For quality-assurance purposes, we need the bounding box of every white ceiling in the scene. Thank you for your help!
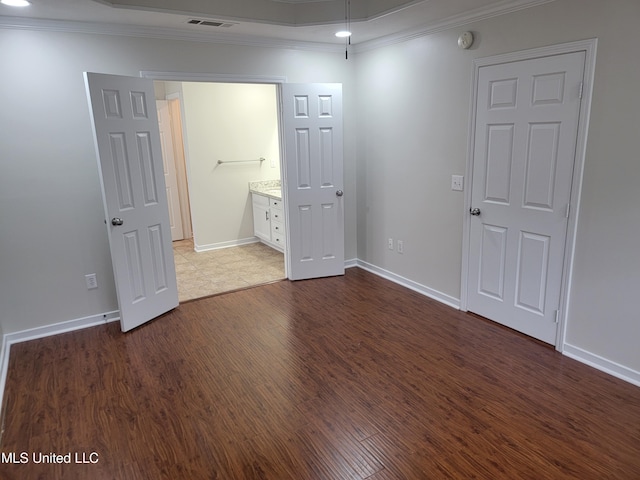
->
[0,0,553,47]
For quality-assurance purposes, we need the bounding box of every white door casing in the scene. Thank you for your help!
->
[466,51,586,345]
[167,96,193,240]
[85,72,179,332]
[281,83,345,280]
[157,100,184,241]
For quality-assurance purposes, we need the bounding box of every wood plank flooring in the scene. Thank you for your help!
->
[1,268,639,479]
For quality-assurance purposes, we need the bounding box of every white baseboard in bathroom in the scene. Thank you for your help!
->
[194,237,259,253]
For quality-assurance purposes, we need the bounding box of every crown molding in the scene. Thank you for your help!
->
[141,71,288,84]
[354,0,556,53]
[0,15,343,52]
[0,0,555,54]
[263,0,335,3]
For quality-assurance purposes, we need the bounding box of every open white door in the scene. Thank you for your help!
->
[281,83,345,280]
[85,72,179,332]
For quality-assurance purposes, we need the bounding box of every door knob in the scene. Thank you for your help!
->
[469,208,481,216]
[111,217,124,226]
[336,190,344,197]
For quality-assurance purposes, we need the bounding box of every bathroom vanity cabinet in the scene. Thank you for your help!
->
[251,192,286,252]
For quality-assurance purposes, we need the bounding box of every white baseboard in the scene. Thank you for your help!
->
[0,333,8,418]
[194,237,259,253]
[0,310,120,420]
[4,310,120,346]
[344,258,358,269]
[563,343,640,388]
[355,259,461,309]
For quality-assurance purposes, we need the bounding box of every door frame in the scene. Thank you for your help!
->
[460,39,598,351]
[141,71,290,276]
[165,92,193,240]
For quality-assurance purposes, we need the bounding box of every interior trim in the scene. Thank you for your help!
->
[357,259,461,309]
[563,343,640,388]
[354,0,556,52]
[193,237,261,253]
[1,1,555,54]
[0,333,8,424]
[0,15,342,52]
[141,71,288,84]
[3,311,121,347]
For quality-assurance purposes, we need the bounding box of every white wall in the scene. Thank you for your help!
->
[355,0,640,374]
[0,29,356,335]
[181,82,280,249]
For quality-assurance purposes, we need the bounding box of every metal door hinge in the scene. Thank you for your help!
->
[554,310,560,324]
[579,82,584,100]
[565,203,571,219]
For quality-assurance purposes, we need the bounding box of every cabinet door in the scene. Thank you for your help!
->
[252,202,271,242]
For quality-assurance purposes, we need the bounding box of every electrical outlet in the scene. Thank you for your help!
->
[85,273,98,290]
[397,240,404,254]
[388,238,394,250]
[451,175,464,191]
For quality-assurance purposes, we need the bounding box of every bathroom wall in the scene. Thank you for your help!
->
[180,82,281,250]
[155,80,281,250]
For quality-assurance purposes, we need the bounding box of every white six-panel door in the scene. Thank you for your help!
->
[85,73,179,332]
[281,83,345,280]
[467,52,585,344]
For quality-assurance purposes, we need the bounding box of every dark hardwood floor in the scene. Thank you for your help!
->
[1,268,639,479]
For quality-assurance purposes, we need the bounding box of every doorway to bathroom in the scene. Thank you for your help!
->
[154,80,285,302]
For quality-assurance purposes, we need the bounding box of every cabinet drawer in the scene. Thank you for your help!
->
[269,198,283,210]
[272,233,286,249]
[271,220,285,237]
[271,209,284,223]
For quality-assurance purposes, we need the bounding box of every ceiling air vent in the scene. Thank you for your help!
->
[187,19,235,28]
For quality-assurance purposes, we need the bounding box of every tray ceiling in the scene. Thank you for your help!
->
[97,0,423,26]
[0,0,555,47]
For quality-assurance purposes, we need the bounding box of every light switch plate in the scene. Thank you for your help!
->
[85,273,98,290]
[451,175,464,191]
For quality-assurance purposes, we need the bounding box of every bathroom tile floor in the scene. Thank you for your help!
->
[173,239,286,302]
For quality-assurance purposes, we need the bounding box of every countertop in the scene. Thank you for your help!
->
[249,180,282,200]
